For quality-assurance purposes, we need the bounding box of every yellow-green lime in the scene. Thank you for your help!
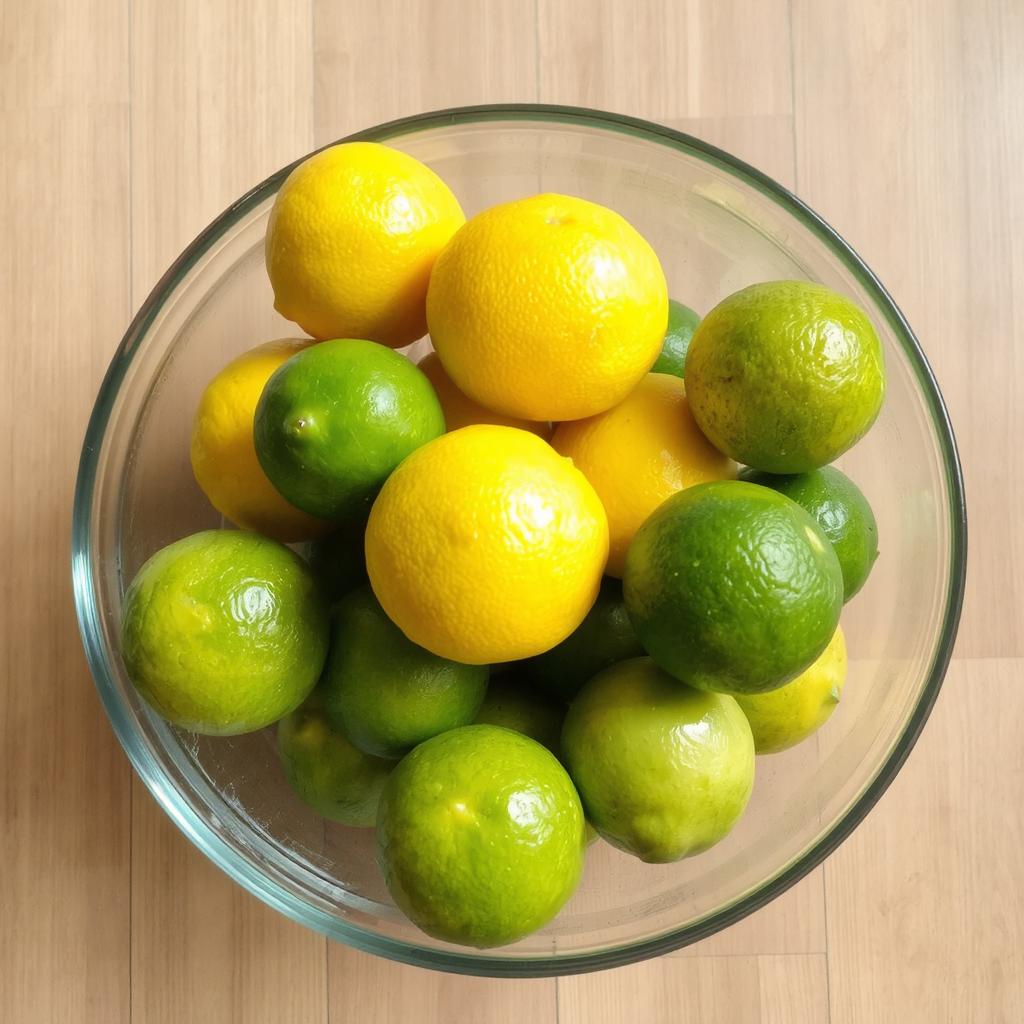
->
[741,466,879,601]
[624,481,844,695]
[561,657,755,862]
[320,587,488,759]
[685,281,886,472]
[254,338,444,521]
[524,576,644,703]
[734,626,847,754]
[377,724,586,948]
[474,676,565,756]
[650,299,700,378]
[121,530,329,735]
[277,690,392,826]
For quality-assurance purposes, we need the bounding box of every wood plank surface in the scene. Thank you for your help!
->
[0,2,132,1022]
[128,2,326,1022]
[1,0,1020,1021]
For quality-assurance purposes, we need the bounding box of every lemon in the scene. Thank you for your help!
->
[377,725,586,948]
[365,425,609,664]
[121,530,329,735]
[685,281,886,472]
[266,142,464,347]
[734,626,847,754]
[416,351,551,438]
[562,657,755,863]
[552,373,735,577]
[190,339,330,542]
[426,193,668,421]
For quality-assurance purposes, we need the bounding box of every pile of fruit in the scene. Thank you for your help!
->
[121,142,884,949]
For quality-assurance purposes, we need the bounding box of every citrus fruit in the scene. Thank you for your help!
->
[305,519,368,606]
[121,530,329,735]
[741,466,879,601]
[685,280,886,472]
[365,425,609,664]
[416,351,551,438]
[254,338,444,521]
[624,481,844,695]
[426,193,668,421]
[277,690,392,826]
[265,142,464,347]
[474,677,565,756]
[650,299,700,378]
[319,587,488,759]
[734,626,847,754]
[524,576,644,703]
[562,657,755,862]
[552,373,735,577]
[189,339,331,542]
[377,724,586,947]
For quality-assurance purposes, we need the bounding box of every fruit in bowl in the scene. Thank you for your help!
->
[76,108,963,974]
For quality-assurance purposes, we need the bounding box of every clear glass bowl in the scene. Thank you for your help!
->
[72,105,966,977]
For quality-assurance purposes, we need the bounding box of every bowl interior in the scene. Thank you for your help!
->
[75,109,963,975]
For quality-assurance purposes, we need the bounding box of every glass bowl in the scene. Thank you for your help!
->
[72,104,966,977]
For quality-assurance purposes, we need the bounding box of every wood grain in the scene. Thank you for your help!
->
[823,658,1024,1021]
[0,2,132,1021]
[1,1,1021,1021]
[128,2,326,1022]
[558,954,829,1024]
[792,0,1024,657]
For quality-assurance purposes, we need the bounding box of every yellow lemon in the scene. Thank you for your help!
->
[416,351,551,439]
[426,194,668,421]
[733,626,847,754]
[190,339,330,542]
[365,425,609,664]
[266,142,465,347]
[552,373,735,577]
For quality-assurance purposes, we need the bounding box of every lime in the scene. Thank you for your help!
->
[624,481,844,694]
[121,530,329,734]
[474,676,565,756]
[734,626,847,754]
[741,466,879,601]
[254,338,444,520]
[685,281,885,472]
[320,587,488,759]
[377,725,586,948]
[650,299,700,378]
[525,577,644,703]
[305,519,368,605]
[562,657,754,862]
[277,690,392,826]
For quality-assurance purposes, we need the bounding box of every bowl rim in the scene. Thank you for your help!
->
[72,102,967,977]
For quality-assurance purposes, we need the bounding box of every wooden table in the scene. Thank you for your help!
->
[2,2,1020,1020]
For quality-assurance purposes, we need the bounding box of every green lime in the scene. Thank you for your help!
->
[377,724,586,948]
[685,281,885,472]
[734,626,847,754]
[650,299,700,378]
[305,518,368,605]
[624,480,843,694]
[562,657,754,862]
[277,690,392,826]
[740,466,879,601]
[525,576,644,703]
[474,676,565,756]
[254,338,444,520]
[121,529,329,734]
[320,587,487,759]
